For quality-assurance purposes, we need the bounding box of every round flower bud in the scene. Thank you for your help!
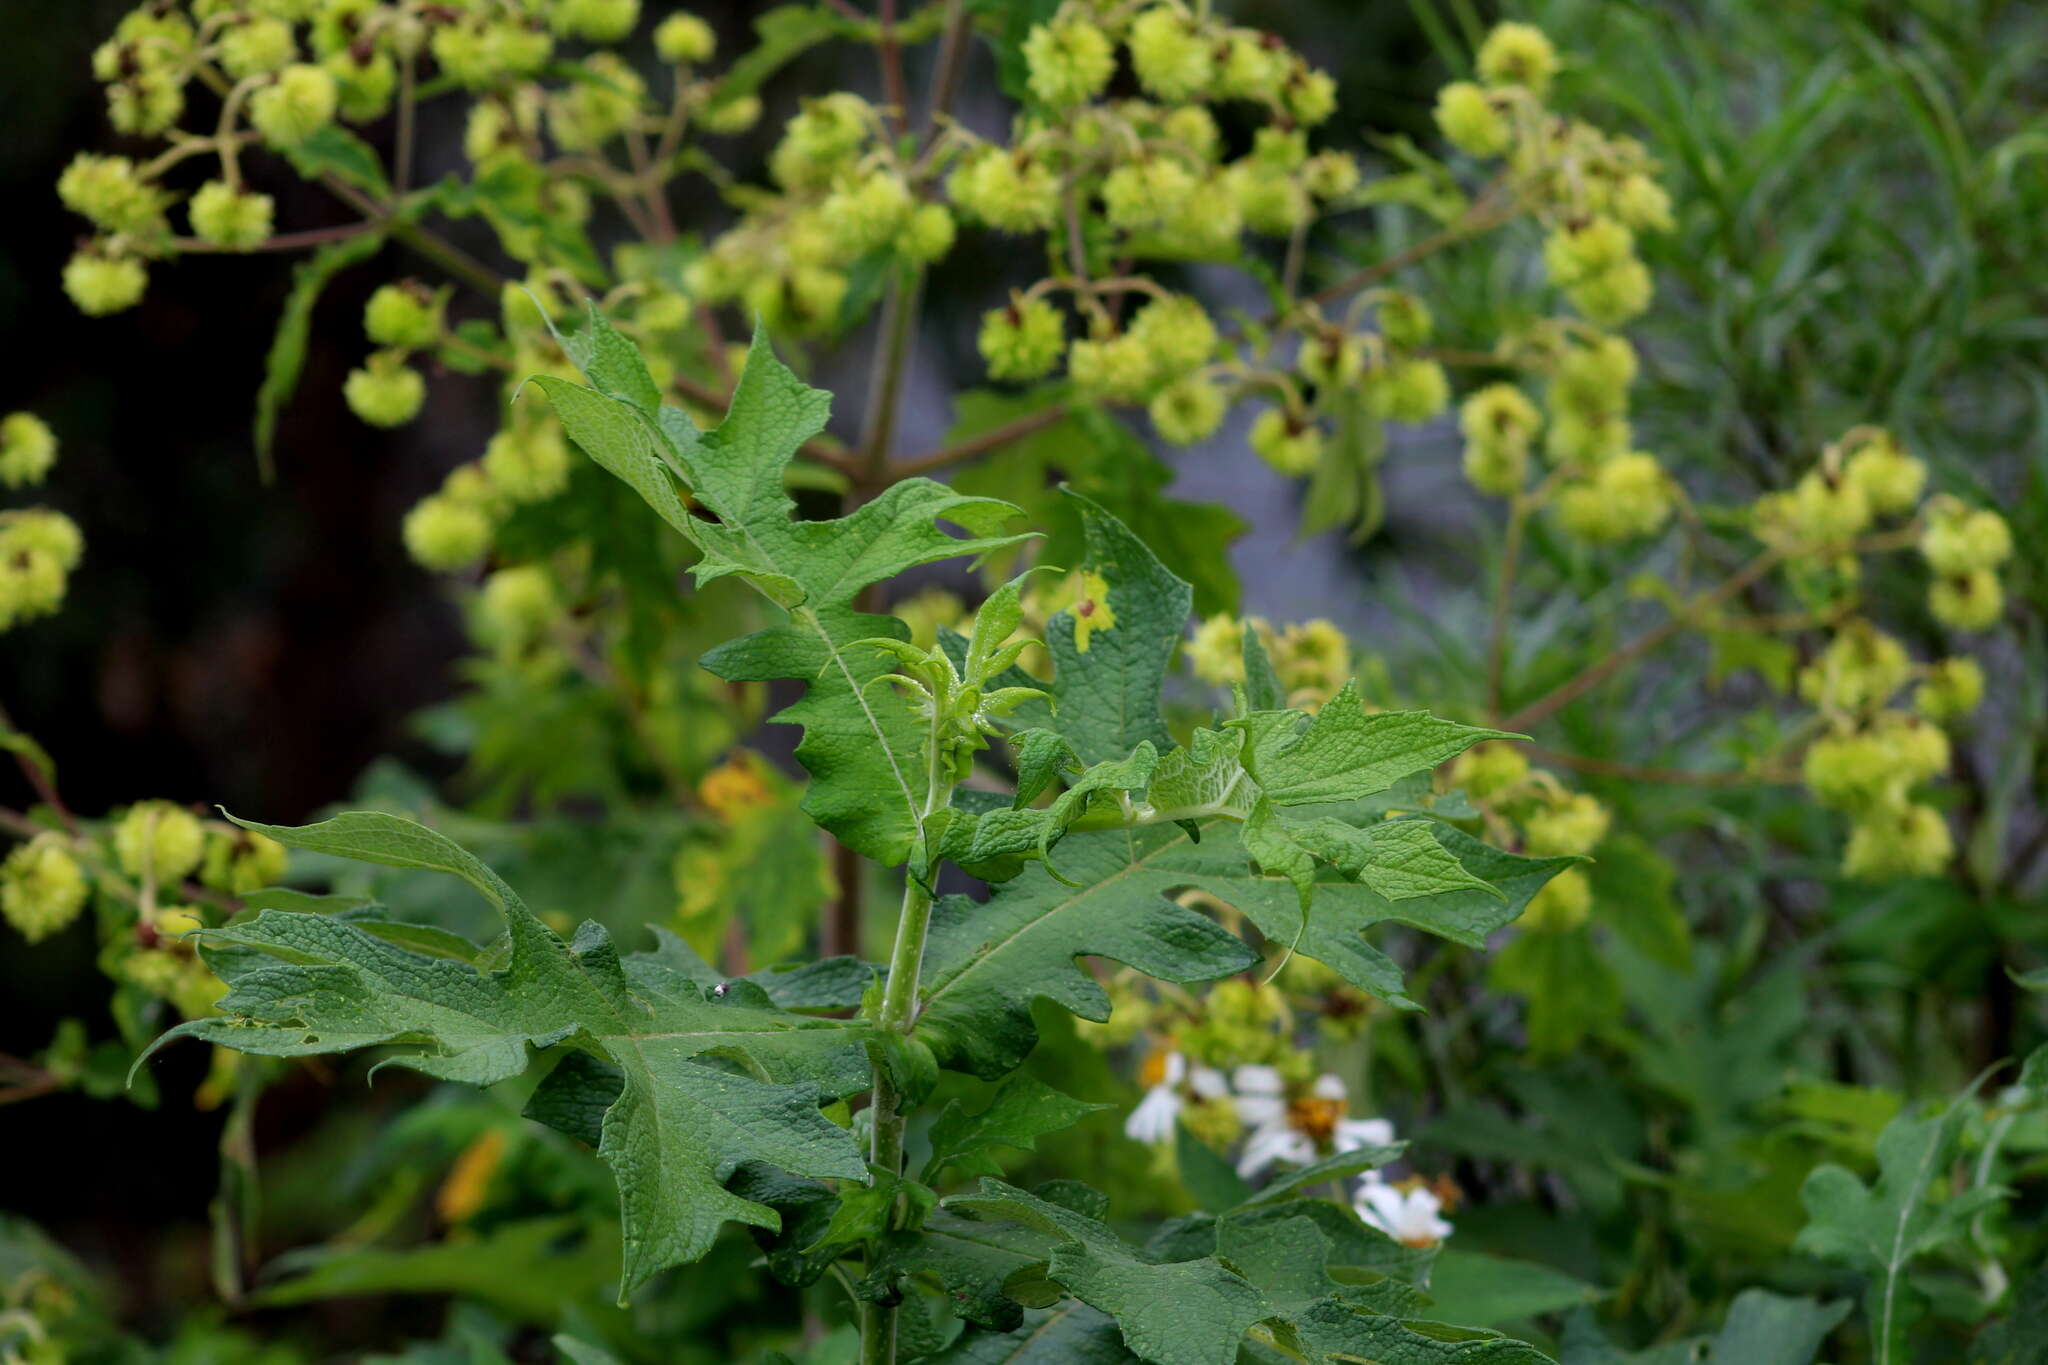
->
[550,0,638,43]
[1186,614,1247,686]
[1102,157,1198,233]
[770,93,870,190]
[249,64,339,147]
[1463,437,1528,497]
[1284,66,1338,126]
[823,170,914,257]
[1549,334,1637,413]
[655,12,715,64]
[1303,151,1361,203]
[1523,792,1610,857]
[1802,729,1900,813]
[1129,6,1213,101]
[1128,294,1217,379]
[0,543,66,626]
[114,800,205,885]
[1544,408,1631,467]
[1615,174,1675,233]
[364,282,444,349]
[1844,435,1925,517]
[151,904,205,943]
[1249,409,1322,476]
[1460,384,1541,456]
[220,17,297,78]
[199,828,289,895]
[188,180,275,251]
[547,53,644,150]
[1451,741,1530,800]
[1162,106,1221,161]
[1554,452,1671,543]
[1251,127,1309,171]
[1544,216,1635,283]
[343,352,426,427]
[107,72,186,137]
[1929,568,2003,632]
[1843,802,1952,880]
[327,50,398,122]
[1,837,89,944]
[1214,27,1287,102]
[63,250,147,317]
[403,494,493,571]
[1022,18,1115,107]
[1919,498,2011,575]
[947,149,1060,232]
[1568,259,1654,327]
[481,424,571,503]
[1797,623,1911,713]
[1149,377,1226,447]
[1520,866,1591,932]
[1376,292,1433,349]
[1435,81,1510,157]
[56,154,168,236]
[1068,334,1156,402]
[979,296,1066,382]
[1873,710,1951,783]
[4,510,84,574]
[0,413,58,489]
[899,202,956,264]
[475,564,559,648]
[1371,357,1451,424]
[1299,333,1365,390]
[1916,658,1984,722]
[1230,163,1311,236]
[700,93,762,135]
[1477,21,1559,96]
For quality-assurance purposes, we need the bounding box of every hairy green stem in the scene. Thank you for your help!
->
[860,722,955,1362]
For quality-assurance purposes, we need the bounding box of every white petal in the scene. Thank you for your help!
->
[1354,1181,1406,1235]
[1162,1051,1188,1086]
[1334,1117,1397,1152]
[1235,1094,1286,1127]
[1237,1126,1314,1178]
[1188,1066,1230,1100]
[1124,1086,1181,1145]
[1233,1064,1285,1096]
[1311,1073,1348,1102]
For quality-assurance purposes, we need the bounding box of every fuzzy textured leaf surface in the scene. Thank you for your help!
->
[137,811,866,1298]
[538,314,1031,866]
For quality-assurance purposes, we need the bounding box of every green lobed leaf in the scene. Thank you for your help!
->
[945,1180,1272,1365]
[1231,684,1516,808]
[1796,1088,2002,1360]
[539,316,1032,868]
[925,1074,1112,1182]
[137,812,867,1298]
[916,821,1573,1076]
[1046,489,1191,766]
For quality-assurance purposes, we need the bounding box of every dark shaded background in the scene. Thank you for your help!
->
[0,0,1444,1336]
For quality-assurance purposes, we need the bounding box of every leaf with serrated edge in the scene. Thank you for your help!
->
[947,1180,1271,1365]
[539,316,1032,867]
[133,811,865,1299]
[1233,684,1515,808]
[916,822,1572,1076]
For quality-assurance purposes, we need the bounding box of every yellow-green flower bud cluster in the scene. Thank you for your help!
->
[0,510,85,632]
[344,350,427,427]
[1919,495,2010,633]
[1,837,91,944]
[199,827,289,895]
[113,800,206,886]
[1459,384,1541,496]
[1178,979,1296,1070]
[1184,614,1351,709]
[0,414,59,490]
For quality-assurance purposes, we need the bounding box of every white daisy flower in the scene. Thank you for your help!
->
[1234,1071,1396,1178]
[1355,1180,1454,1248]
[1124,1050,1229,1145]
